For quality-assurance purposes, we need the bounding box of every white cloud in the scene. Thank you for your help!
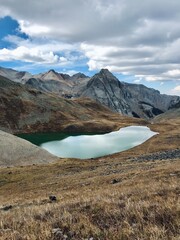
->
[134,79,141,83]
[0,35,84,66]
[165,69,180,77]
[19,20,50,36]
[0,0,180,82]
[171,85,180,95]
[62,69,78,76]
[0,46,61,63]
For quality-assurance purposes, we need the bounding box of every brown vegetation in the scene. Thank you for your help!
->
[0,119,179,239]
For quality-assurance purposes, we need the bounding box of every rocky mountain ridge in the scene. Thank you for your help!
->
[0,66,179,120]
[79,69,179,119]
[1,75,140,134]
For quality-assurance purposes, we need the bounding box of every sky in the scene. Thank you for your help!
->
[0,0,180,95]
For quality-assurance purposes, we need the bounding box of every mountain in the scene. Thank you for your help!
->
[152,99,180,123]
[26,69,75,95]
[0,75,143,134]
[0,66,179,120]
[0,66,32,83]
[26,70,90,97]
[0,67,90,96]
[34,69,69,81]
[0,130,58,167]
[79,69,179,119]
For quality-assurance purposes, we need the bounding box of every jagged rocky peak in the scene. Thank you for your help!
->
[42,69,70,80]
[88,68,122,89]
[99,68,117,78]
[93,68,121,84]
[99,68,112,75]
[41,69,64,81]
[71,72,88,80]
[48,69,56,73]
[0,66,179,120]
[81,68,179,119]
[44,69,59,77]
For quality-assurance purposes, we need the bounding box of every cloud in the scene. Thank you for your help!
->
[0,46,61,64]
[133,79,141,83]
[165,69,180,78]
[0,6,10,18]
[19,20,50,36]
[0,0,180,82]
[1,35,85,67]
[171,85,180,95]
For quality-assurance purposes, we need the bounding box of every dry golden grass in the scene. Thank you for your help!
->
[0,121,179,239]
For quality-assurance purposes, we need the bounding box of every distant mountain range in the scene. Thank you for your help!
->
[0,66,179,120]
[2,74,142,134]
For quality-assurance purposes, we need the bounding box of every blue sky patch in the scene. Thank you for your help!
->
[0,16,28,48]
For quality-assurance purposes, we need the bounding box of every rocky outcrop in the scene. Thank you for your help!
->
[80,69,179,119]
[122,82,179,119]
[80,69,131,115]
[152,106,180,123]
[0,67,90,97]
[26,70,90,97]
[1,66,179,120]
[25,77,72,94]
[1,75,134,134]
[0,66,32,83]
[0,130,58,167]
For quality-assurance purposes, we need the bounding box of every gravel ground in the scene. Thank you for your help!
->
[0,130,58,167]
[132,148,180,161]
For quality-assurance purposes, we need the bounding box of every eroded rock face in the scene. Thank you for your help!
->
[79,69,179,119]
[0,66,179,120]
[81,69,132,115]
[0,66,32,83]
[0,75,125,134]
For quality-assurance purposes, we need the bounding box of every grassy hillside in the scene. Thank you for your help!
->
[0,121,179,239]
[0,75,146,134]
[153,108,180,124]
[0,75,179,239]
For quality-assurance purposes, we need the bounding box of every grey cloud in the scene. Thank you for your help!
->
[0,0,180,81]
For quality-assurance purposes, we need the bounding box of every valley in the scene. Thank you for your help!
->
[0,66,179,239]
[0,120,179,239]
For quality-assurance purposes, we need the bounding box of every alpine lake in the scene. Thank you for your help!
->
[18,126,158,159]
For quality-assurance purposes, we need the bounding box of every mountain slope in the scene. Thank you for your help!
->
[80,69,179,119]
[0,66,32,83]
[26,70,90,97]
[0,130,58,167]
[152,99,180,123]
[1,66,179,120]
[80,69,131,115]
[0,67,90,96]
[121,82,178,118]
[0,75,144,134]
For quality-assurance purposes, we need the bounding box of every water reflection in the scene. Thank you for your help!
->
[40,126,158,159]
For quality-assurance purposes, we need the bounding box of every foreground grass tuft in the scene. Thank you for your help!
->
[0,156,179,239]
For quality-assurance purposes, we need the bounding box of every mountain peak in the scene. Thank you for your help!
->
[48,69,56,74]
[100,68,111,74]
[71,72,88,80]
[98,68,116,79]
[93,69,119,84]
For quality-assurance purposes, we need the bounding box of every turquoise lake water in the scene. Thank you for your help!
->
[18,126,158,159]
